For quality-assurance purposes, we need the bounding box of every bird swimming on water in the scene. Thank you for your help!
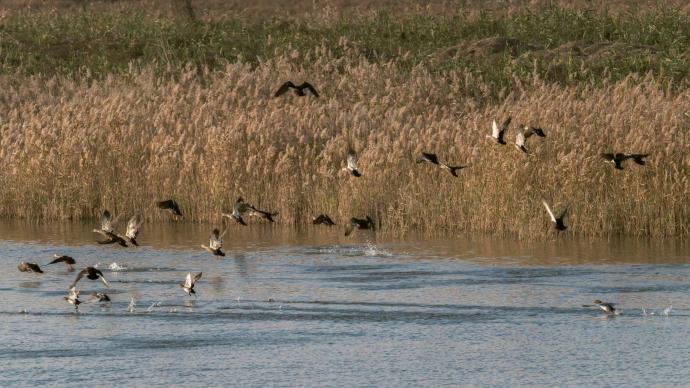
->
[416,152,467,177]
[48,254,76,271]
[201,228,226,257]
[273,81,319,98]
[71,266,110,289]
[64,286,81,310]
[515,126,546,154]
[157,199,182,217]
[180,272,202,297]
[18,262,43,273]
[342,148,362,177]
[542,200,569,232]
[87,292,111,303]
[92,210,127,247]
[600,153,650,170]
[344,216,375,237]
[487,117,511,145]
[312,214,335,226]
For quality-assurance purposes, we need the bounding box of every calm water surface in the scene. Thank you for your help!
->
[1,222,689,387]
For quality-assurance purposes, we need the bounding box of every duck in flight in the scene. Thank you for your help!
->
[416,152,467,177]
[201,228,226,257]
[344,216,375,237]
[600,153,650,170]
[590,300,617,314]
[180,272,202,297]
[342,148,362,177]
[64,286,81,310]
[157,199,182,217]
[515,126,546,154]
[248,203,278,223]
[274,81,319,98]
[222,198,249,226]
[93,210,127,247]
[487,117,511,145]
[542,200,569,232]
[18,262,43,273]
[312,214,335,226]
[48,254,76,271]
[71,266,110,289]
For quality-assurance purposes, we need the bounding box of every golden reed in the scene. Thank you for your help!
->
[0,50,688,238]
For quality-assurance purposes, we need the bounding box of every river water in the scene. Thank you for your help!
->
[1,222,689,386]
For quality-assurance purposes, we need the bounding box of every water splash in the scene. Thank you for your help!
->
[147,302,161,313]
[128,296,136,313]
[108,262,129,272]
[364,242,392,257]
[663,306,672,316]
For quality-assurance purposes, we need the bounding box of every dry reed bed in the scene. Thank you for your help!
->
[0,51,688,238]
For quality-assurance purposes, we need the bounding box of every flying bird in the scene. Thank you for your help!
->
[222,198,249,226]
[600,153,650,170]
[157,199,182,216]
[487,117,511,145]
[64,286,82,310]
[416,152,467,177]
[274,81,319,98]
[201,228,226,256]
[71,266,110,289]
[122,215,142,246]
[342,148,362,177]
[180,272,203,297]
[542,200,569,232]
[515,126,546,154]
[48,254,76,271]
[312,214,335,226]
[92,210,127,247]
[18,262,43,273]
[344,216,375,237]
[87,292,111,303]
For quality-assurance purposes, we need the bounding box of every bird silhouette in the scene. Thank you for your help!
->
[487,117,511,145]
[64,286,81,310]
[274,81,319,98]
[180,272,203,297]
[48,254,76,271]
[71,266,110,289]
[312,214,335,226]
[416,152,467,177]
[600,153,650,170]
[157,199,182,217]
[515,126,546,154]
[201,228,226,256]
[92,210,127,247]
[342,148,362,177]
[344,216,375,236]
[222,198,249,226]
[18,262,43,273]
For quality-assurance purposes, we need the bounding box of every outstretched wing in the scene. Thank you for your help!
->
[542,200,557,223]
[209,228,224,250]
[126,216,142,239]
[299,82,319,97]
[193,272,203,284]
[100,210,113,232]
[491,120,500,139]
[184,273,193,288]
[557,204,570,220]
[157,199,182,216]
[274,81,295,97]
[347,150,358,171]
[500,117,512,132]
[515,131,526,147]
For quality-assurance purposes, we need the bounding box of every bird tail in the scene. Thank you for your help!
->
[352,170,361,177]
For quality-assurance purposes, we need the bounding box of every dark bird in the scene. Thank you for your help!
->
[18,262,43,273]
[248,204,278,223]
[48,254,76,271]
[274,81,319,98]
[515,126,546,154]
[87,292,111,303]
[487,117,511,145]
[71,266,110,289]
[592,300,617,314]
[312,214,335,226]
[201,228,226,256]
[64,286,81,310]
[600,153,650,170]
[542,200,569,232]
[92,210,127,247]
[180,272,202,297]
[416,152,467,177]
[344,216,375,237]
[122,215,142,246]
[157,199,182,216]
[342,148,361,177]
[222,198,249,226]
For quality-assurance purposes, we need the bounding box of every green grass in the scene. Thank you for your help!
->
[0,6,688,91]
